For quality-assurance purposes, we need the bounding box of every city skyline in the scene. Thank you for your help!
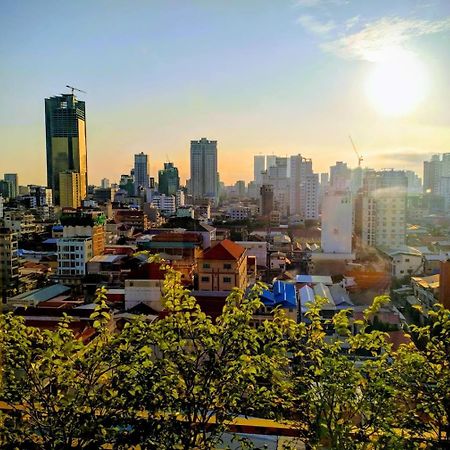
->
[1,1,449,186]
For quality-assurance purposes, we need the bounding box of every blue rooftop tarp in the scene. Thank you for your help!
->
[261,281,297,309]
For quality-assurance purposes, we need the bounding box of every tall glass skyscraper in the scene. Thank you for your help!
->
[134,152,149,195]
[45,93,87,205]
[190,138,218,204]
[158,162,180,195]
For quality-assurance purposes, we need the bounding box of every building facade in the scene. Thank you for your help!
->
[134,152,150,194]
[0,228,19,300]
[45,93,87,205]
[59,171,82,208]
[158,162,180,195]
[190,138,218,204]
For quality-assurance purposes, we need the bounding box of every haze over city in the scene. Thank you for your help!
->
[1,0,449,185]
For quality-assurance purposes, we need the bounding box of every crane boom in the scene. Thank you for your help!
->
[66,85,87,95]
[349,135,363,167]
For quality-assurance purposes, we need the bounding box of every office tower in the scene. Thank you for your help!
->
[134,152,150,195]
[321,190,353,254]
[262,157,289,216]
[0,181,12,199]
[45,93,87,205]
[235,180,246,198]
[260,185,274,216]
[355,170,407,248]
[158,162,180,196]
[290,155,313,215]
[4,174,18,199]
[59,171,81,208]
[300,174,320,221]
[0,227,19,300]
[190,138,218,203]
[266,155,277,170]
[254,155,265,185]
[101,178,110,189]
[423,154,442,194]
[330,161,351,190]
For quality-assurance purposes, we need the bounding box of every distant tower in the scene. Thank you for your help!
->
[158,162,180,195]
[260,184,274,216]
[45,93,87,205]
[4,174,19,199]
[134,152,150,195]
[190,138,218,204]
[253,155,265,186]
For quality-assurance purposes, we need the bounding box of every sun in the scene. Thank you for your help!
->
[365,48,428,117]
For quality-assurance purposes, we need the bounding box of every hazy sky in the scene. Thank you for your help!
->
[1,0,449,186]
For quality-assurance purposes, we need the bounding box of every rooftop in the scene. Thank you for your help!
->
[201,239,245,261]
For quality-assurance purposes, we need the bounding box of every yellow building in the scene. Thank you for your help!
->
[59,171,81,209]
[197,239,247,291]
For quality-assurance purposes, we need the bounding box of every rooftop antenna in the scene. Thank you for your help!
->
[66,85,87,95]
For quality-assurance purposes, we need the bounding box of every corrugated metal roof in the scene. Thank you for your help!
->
[296,275,333,285]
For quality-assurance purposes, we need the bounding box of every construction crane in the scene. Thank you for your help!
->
[349,135,363,168]
[66,85,87,95]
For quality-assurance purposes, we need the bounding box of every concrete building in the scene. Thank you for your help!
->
[289,154,312,216]
[101,178,110,189]
[134,152,150,194]
[254,155,265,185]
[355,170,407,249]
[158,162,180,196]
[59,171,82,208]
[260,184,274,216]
[300,173,319,221]
[236,241,268,267]
[190,138,218,204]
[4,174,18,199]
[124,279,164,311]
[2,211,36,239]
[330,162,351,191]
[227,205,251,221]
[423,154,442,195]
[0,228,19,301]
[151,193,176,216]
[197,240,247,291]
[321,190,352,254]
[45,93,87,205]
[57,237,93,277]
[263,157,289,216]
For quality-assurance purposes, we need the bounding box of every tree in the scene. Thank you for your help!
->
[392,303,450,447]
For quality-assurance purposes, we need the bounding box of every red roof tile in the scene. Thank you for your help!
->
[201,239,245,261]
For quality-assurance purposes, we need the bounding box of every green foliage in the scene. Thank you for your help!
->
[1,271,450,449]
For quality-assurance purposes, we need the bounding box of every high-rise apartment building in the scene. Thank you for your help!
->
[134,152,150,194]
[59,171,82,208]
[262,157,289,216]
[254,155,265,185]
[0,228,19,301]
[423,154,442,195]
[355,170,407,249]
[158,162,180,196]
[4,174,18,199]
[290,155,312,215]
[190,138,218,204]
[330,161,351,191]
[45,93,87,205]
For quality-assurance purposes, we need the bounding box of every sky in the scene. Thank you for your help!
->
[1,0,449,186]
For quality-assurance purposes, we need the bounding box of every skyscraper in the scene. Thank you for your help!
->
[423,154,442,195]
[45,93,87,205]
[134,152,149,195]
[158,162,180,195]
[190,138,218,203]
[253,155,265,185]
[4,174,18,199]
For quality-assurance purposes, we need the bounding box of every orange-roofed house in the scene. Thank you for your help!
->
[197,240,247,291]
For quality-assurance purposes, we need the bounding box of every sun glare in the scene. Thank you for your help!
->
[365,48,428,117]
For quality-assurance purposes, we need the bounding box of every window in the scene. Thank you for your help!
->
[203,263,210,269]
[224,263,232,269]
[201,276,209,282]
[223,277,232,283]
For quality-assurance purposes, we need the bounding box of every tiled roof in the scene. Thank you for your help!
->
[201,239,245,261]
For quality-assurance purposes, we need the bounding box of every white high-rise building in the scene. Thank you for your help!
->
[190,138,218,204]
[330,162,351,191]
[134,152,150,194]
[254,155,265,186]
[300,174,319,221]
[263,157,289,216]
[101,178,110,189]
[266,155,277,170]
[290,155,312,215]
[355,170,407,249]
[321,190,353,254]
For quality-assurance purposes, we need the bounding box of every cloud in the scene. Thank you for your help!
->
[297,14,336,35]
[322,16,450,61]
[345,15,360,30]
[294,0,348,6]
